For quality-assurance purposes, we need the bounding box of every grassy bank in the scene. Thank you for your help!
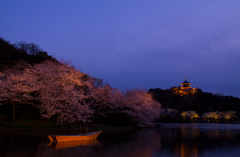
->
[0,119,133,132]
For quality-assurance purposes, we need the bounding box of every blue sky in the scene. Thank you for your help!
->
[0,0,240,97]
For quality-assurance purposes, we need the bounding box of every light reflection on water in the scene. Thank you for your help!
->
[1,123,240,157]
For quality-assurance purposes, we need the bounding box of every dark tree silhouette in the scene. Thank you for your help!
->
[0,37,56,71]
[13,41,43,56]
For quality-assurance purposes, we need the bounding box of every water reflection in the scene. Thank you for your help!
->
[156,123,240,157]
[1,124,240,157]
[175,143,198,157]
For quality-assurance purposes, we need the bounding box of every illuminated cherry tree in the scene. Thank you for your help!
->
[181,111,200,120]
[119,89,161,127]
[24,61,94,124]
[222,111,238,121]
[0,68,40,121]
[90,83,122,114]
[201,111,238,122]
[1,60,162,126]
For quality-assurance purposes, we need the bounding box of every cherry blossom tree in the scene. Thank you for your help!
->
[222,111,238,121]
[90,83,122,114]
[119,89,161,127]
[181,111,200,120]
[0,68,40,121]
[1,60,162,126]
[201,111,238,122]
[89,85,161,127]
[88,82,124,124]
[201,112,222,120]
[24,61,95,124]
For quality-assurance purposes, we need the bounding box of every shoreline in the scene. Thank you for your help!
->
[1,122,239,132]
[0,124,133,132]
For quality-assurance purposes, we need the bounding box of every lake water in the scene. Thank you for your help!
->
[1,123,240,157]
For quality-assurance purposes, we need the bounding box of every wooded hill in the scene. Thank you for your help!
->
[0,37,56,71]
[148,87,240,115]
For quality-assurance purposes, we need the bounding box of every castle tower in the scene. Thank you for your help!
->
[180,74,192,90]
[171,74,198,96]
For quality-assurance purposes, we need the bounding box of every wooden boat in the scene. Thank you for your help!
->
[48,130,102,143]
[48,139,101,149]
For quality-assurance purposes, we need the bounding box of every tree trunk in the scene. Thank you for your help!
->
[57,113,61,124]
[12,101,15,122]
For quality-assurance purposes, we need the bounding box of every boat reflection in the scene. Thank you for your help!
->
[48,139,101,149]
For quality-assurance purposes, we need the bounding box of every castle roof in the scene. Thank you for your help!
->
[181,74,191,86]
[182,80,190,84]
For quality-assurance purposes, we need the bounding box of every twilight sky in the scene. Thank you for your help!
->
[0,1,240,97]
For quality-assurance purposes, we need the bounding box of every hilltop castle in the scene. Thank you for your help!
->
[171,75,198,96]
